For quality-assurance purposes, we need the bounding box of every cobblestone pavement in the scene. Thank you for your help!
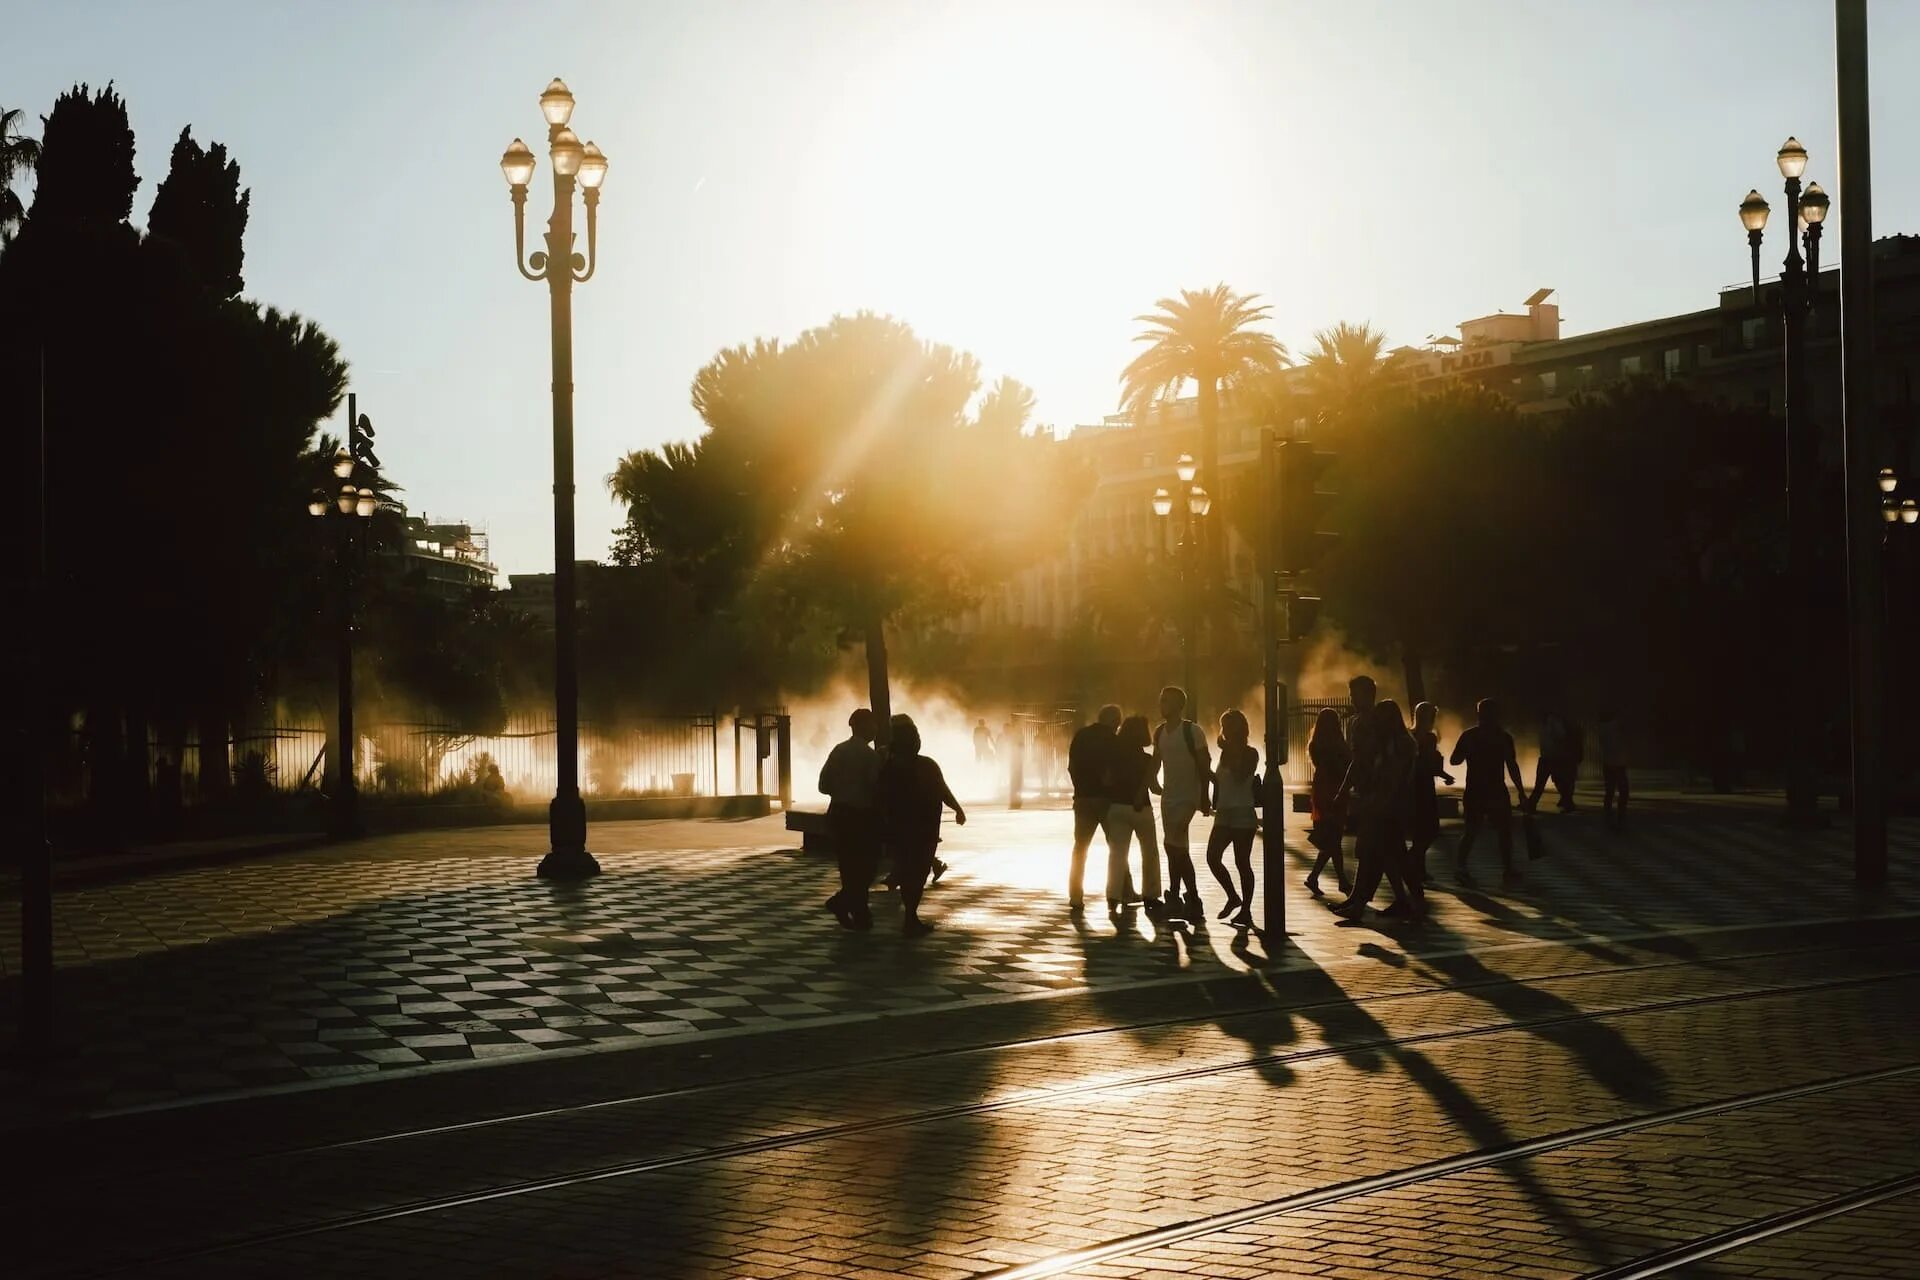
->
[16,922,1920,1278]
[2,799,1915,1120]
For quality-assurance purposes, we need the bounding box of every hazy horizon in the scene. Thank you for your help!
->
[7,0,1918,575]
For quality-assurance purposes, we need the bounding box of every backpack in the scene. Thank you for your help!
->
[1176,720,1213,783]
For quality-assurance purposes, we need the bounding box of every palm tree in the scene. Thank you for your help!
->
[1300,321,1406,429]
[1119,285,1288,669]
[0,105,43,244]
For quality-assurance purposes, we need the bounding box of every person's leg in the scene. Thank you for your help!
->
[1602,768,1618,818]
[1527,757,1552,811]
[1495,808,1517,877]
[1556,761,1577,810]
[1231,829,1256,920]
[1161,797,1196,901]
[1339,816,1384,912]
[1101,807,1129,907]
[848,817,878,928]
[1205,825,1237,908]
[1134,805,1163,902]
[1456,806,1481,880]
[1306,822,1332,891]
[1617,768,1630,822]
[1070,799,1101,905]
[899,844,934,933]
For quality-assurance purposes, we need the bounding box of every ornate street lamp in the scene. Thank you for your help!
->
[1740,137,1830,826]
[307,393,379,837]
[501,78,608,879]
[1152,452,1211,713]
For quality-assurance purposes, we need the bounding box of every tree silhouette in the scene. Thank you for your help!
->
[0,105,41,243]
[147,127,249,299]
[1120,284,1289,663]
[1299,320,1408,429]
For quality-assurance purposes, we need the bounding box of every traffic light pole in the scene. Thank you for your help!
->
[1259,429,1288,949]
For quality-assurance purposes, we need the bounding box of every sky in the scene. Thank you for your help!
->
[7,0,1919,575]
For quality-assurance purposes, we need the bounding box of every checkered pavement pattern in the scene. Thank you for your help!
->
[1,802,1912,1117]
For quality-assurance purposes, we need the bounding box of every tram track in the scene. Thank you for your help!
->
[246,934,1917,1160]
[75,960,1920,1274]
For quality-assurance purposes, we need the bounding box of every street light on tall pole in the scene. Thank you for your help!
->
[501,78,609,880]
[307,395,378,838]
[1739,137,1830,827]
[1151,452,1210,713]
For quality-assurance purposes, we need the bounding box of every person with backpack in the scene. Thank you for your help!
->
[819,708,881,931]
[878,714,964,937]
[1152,685,1212,923]
[1205,709,1262,927]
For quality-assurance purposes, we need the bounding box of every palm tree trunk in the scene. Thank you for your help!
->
[1196,375,1229,697]
[864,609,892,748]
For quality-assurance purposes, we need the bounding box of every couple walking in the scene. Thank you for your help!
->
[818,708,965,937]
[1067,687,1264,926]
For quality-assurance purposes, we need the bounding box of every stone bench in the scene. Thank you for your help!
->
[785,808,832,854]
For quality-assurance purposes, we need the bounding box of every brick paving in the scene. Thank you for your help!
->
[2,800,1915,1118]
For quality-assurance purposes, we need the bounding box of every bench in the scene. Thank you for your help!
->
[785,808,832,854]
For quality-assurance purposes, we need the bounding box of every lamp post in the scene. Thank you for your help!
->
[307,394,378,838]
[1881,470,1920,532]
[1151,452,1211,714]
[1740,137,1830,826]
[501,79,608,880]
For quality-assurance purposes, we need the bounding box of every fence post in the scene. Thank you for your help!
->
[776,714,792,808]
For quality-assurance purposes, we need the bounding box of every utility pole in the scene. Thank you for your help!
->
[1259,429,1287,947]
[1835,0,1887,886]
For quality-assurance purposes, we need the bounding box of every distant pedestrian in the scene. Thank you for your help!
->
[1410,701,1454,886]
[973,718,996,764]
[819,708,881,930]
[1598,709,1629,830]
[1527,710,1581,813]
[1328,675,1381,916]
[1305,707,1351,898]
[1205,709,1261,927]
[1005,717,1026,809]
[878,714,964,937]
[1102,714,1166,921]
[1066,705,1122,912]
[1451,698,1527,887]
[1336,699,1421,922]
[1153,685,1212,923]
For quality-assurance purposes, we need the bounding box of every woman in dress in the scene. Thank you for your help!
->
[1205,709,1262,927]
[1305,707,1351,898]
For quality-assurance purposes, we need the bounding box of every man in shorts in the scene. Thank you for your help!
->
[1152,685,1211,920]
[1450,697,1528,888]
[1066,704,1122,912]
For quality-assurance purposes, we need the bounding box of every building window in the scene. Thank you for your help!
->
[1620,355,1643,377]
[1741,316,1766,350]
[1696,342,1713,367]
[1663,347,1682,379]
[1539,371,1558,395]
[1575,364,1594,388]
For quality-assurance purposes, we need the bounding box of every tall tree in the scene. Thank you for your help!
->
[146,127,249,298]
[612,313,1074,731]
[1119,285,1288,673]
[1300,320,1407,429]
[0,105,41,243]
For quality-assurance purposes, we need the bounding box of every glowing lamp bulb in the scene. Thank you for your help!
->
[1151,487,1173,518]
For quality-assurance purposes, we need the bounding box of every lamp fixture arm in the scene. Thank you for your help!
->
[572,189,599,283]
[511,186,545,282]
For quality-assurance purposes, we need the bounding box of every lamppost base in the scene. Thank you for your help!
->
[537,848,601,879]
[539,791,598,879]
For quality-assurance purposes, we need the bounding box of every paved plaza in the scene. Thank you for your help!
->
[7,796,1920,1277]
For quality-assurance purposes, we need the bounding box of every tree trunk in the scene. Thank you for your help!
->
[1402,644,1428,709]
[864,610,892,748]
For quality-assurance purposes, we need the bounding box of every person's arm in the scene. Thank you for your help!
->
[1449,734,1468,768]
[1506,738,1526,798]
[818,746,838,799]
[937,766,966,825]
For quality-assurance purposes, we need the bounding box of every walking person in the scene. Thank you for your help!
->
[1102,714,1166,921]
[973,718,996,764]
[1205,709,1261,928]
[1152,685,1212,923]
[1527,709,1578,813]
[1336,699,1420,922]
[1305,707,1351,897]
[1451,697,1527,887]
[1410,701,1455,888]
[819,708,881,931]
[1067,705,1122,912]
[1005,716,1026,810]
[1598,709,1629,830]
[878,714,965,937]
[1329,675,1381,915]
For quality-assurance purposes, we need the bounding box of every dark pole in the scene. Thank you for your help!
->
[538,119,596,879]
[1836,0,1887,886]
[22,344,54,1055]
[1183,499,1198,714]
[332,394,361,839]
[1258,428,1287,947]
[1778,169,1821,826]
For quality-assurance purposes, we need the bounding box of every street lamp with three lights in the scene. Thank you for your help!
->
[1151,452,1211,712]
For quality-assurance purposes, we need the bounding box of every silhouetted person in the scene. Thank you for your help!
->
[1005,717,1025,809]
[1152,685,1211,922]
[1527,709,1581,813]
[1305,707,1350,897]
[973,718,995,764]
[1067,705,1122,912]
[1598,709,1629,830]
[1205,709,1260,927]
[1451,697,1527,887]
[1410,701,1454,886]
[1103,714,1165,921]
[819,708,881,930]
[878,714,964,937]
[1328,674,1379,915]
[1337,699,1420,922]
